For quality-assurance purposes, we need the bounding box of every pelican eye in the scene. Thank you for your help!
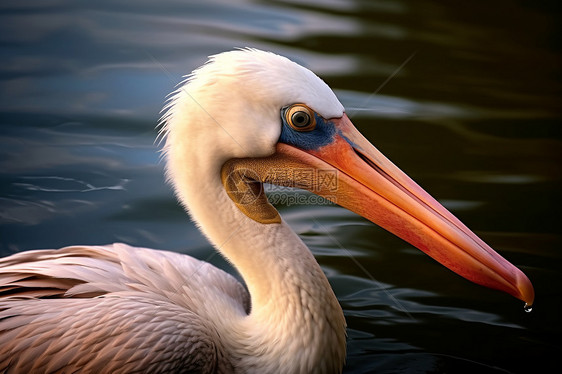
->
[285,104,316,132]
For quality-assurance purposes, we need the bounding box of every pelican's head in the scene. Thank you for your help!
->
[161,48,534,306]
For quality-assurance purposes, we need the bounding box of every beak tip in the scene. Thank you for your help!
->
[515,271,535,308]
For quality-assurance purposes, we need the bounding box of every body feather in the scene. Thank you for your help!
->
[0,243,249,373]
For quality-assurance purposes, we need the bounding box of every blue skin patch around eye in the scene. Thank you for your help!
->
[278,108,337,151]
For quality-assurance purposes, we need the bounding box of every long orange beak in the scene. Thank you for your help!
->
[274,114,534,306]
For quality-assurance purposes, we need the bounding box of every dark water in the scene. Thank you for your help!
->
[1,1,561,372]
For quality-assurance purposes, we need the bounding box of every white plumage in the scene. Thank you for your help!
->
[1,244,249,373]
[1,49,347,373]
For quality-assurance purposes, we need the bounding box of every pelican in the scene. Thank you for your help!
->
[0,49,534,373]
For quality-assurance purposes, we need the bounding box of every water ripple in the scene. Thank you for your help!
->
[14,176,129,193]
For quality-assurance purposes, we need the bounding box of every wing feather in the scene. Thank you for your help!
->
[0,243,249,373]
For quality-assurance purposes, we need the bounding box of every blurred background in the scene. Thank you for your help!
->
[0,1,560,372]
